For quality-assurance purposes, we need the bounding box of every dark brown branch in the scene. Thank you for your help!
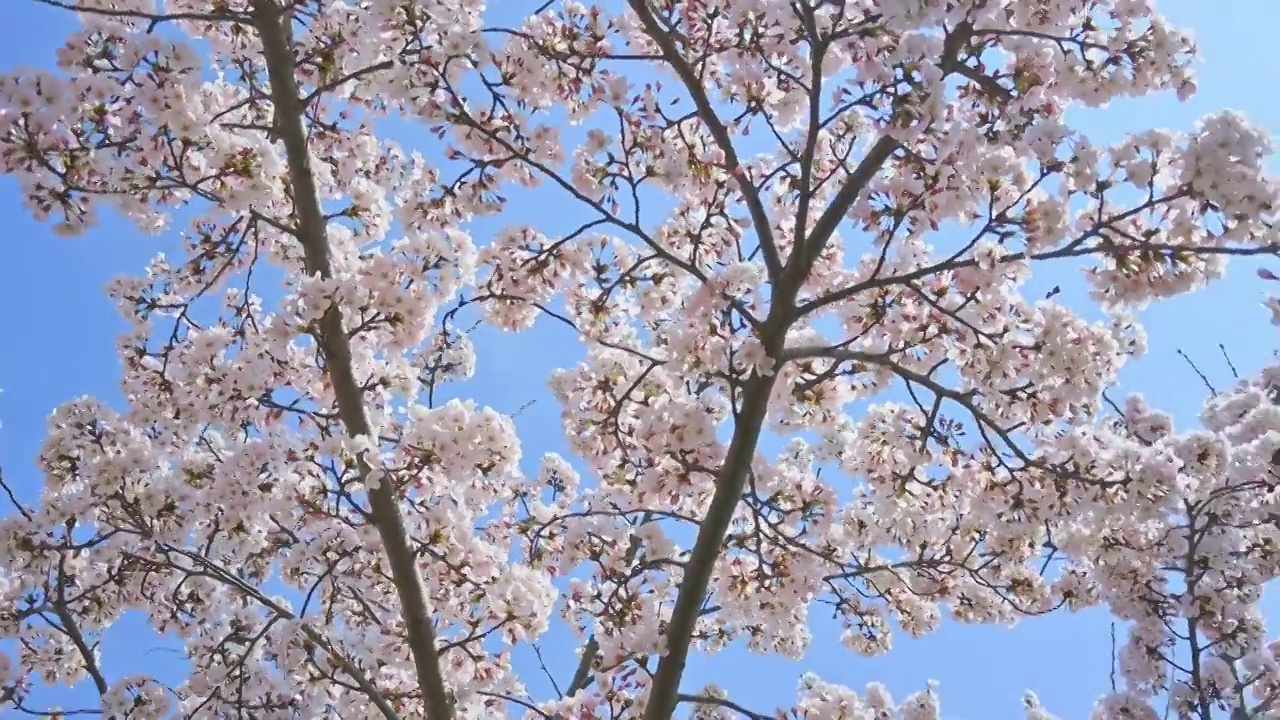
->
[566,636,600,697]
[31,0,248,31]
[787,21,975,290]
[50,560,109,697]
[639,372,778,720]
[156,545,402,720]
[638,23,982,720]
[250,2,453,719]
[626,0,784,283]
[677,693,773,720]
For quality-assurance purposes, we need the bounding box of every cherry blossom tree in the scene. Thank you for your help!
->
[0,0,1278,718]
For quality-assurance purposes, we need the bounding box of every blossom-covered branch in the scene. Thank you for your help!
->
[0,0,1277,719]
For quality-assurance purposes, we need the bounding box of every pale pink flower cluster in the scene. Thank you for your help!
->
[0,0,1276,719]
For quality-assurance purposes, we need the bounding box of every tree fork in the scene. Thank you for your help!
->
[251,2,455,718]
[639,19,982,716]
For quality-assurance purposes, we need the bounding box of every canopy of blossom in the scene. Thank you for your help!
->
[0,0,1277,718]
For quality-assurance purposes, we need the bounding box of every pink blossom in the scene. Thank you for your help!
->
[0,1,1276,719]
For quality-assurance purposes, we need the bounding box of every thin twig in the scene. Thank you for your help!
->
[1219,344,1240,379]
[1110,621,1118,693]
[1177,349,1217,395]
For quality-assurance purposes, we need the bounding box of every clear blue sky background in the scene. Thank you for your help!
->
[1,1,1277,717]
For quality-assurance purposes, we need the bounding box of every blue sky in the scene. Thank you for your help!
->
[0,1,1277,717]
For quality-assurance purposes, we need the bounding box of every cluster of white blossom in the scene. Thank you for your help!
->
[0,0,1275,718]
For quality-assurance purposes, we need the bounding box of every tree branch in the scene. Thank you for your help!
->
[623,20,974,720]
[565,636,599,696]
[250,2,453,719]
[791,4,829,265]
[626,0,784,283]
[640,372,778,720]
[677,693,774,720]
[788,133,899,280]
[788,20,976,289]
[50,558,109,698]
[31,0,248,31]
[158,546,402,720]
[564,533,647,696]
